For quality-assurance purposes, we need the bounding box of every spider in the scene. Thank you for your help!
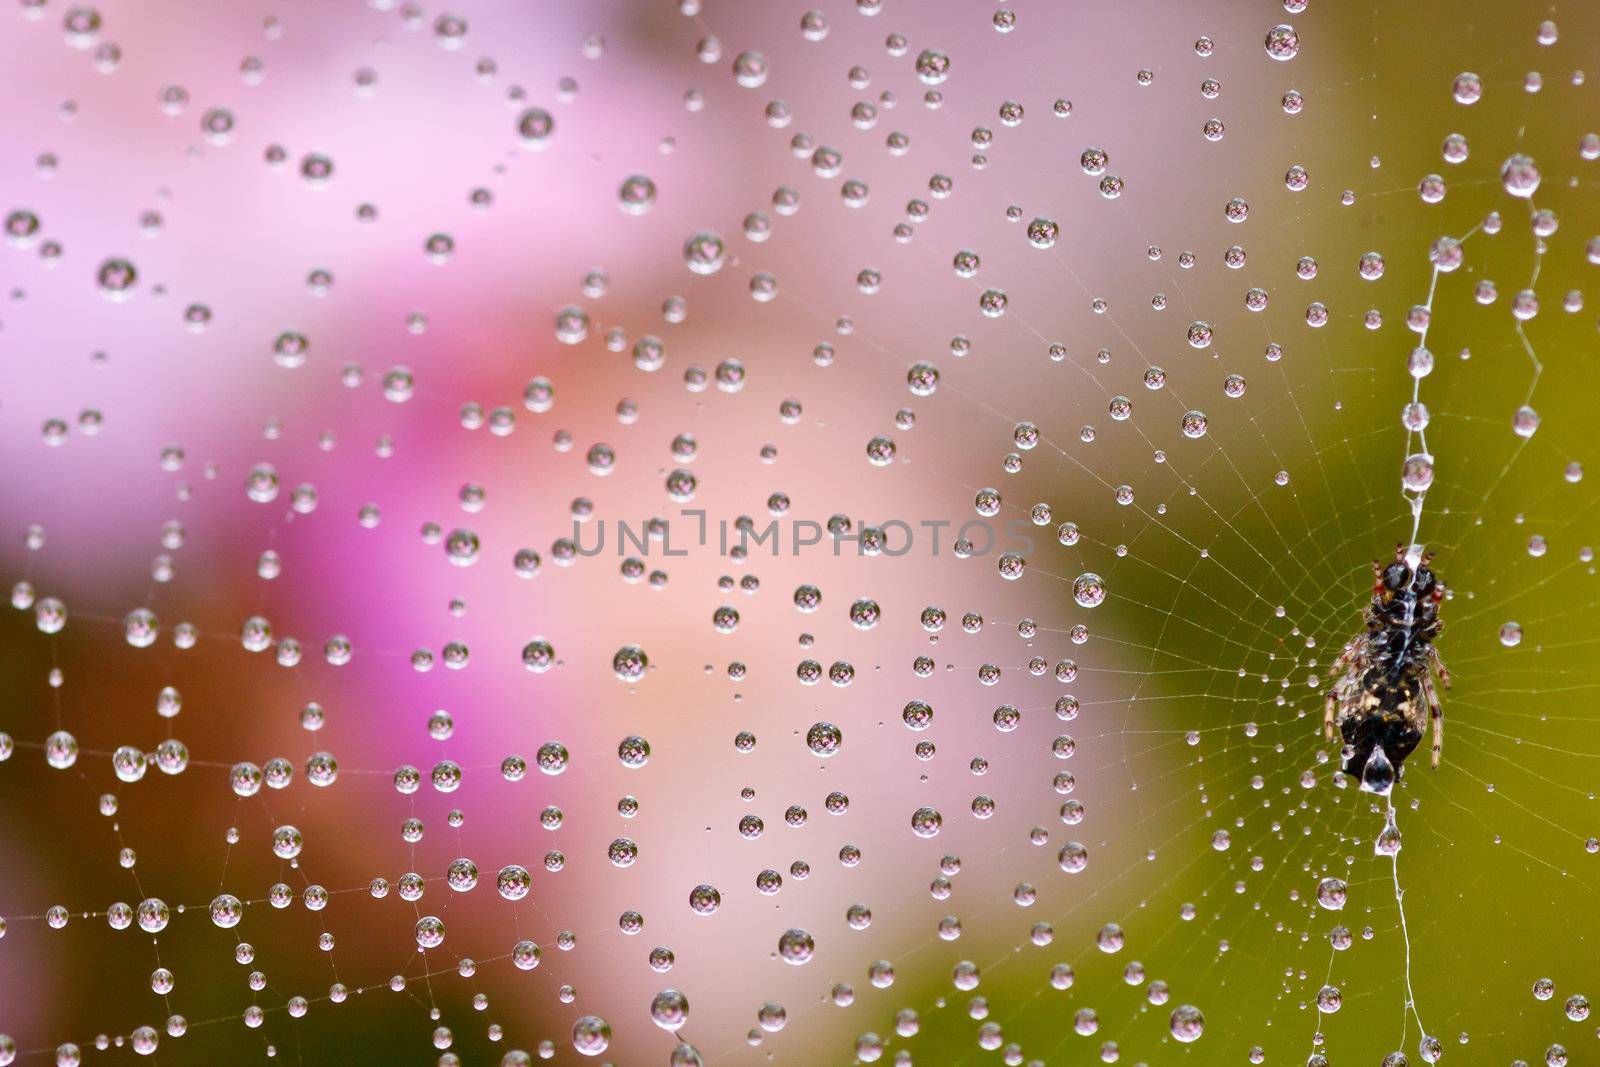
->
[1323,544,1450,795]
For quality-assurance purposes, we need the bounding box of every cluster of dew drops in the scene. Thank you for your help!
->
[0,2,1133,1064]
[4,0,1600,1066]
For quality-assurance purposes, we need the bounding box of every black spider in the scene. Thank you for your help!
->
[1324,545,1451,794]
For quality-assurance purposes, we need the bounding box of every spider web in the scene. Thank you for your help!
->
[0,1,1598,1066]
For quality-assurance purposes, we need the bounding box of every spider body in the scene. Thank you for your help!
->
[1324,545,1450,794]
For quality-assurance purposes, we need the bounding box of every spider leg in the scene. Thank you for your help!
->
[1428,643,1451,690]
[1323,645,1355,742]
[1422,673,1443,769]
